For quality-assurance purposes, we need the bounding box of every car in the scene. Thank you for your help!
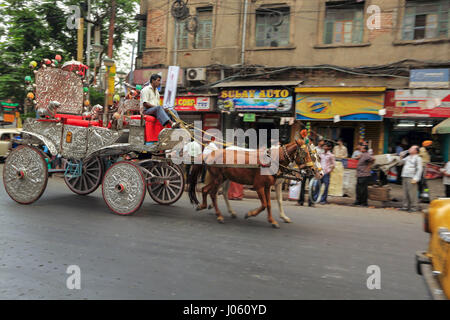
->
[0,128,22,160]
[416,198,450,300]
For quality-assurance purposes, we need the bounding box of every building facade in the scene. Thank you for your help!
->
[133,0,450,156]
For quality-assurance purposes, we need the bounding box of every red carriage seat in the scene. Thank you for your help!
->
[54,114,102,127]
[130,115,169,142]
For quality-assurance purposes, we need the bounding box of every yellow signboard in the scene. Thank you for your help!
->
[296,93,384,121]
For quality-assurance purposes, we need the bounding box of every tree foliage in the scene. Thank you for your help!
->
[0,0,139,106]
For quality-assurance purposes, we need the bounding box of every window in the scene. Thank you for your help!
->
[138,25,146,55]
[177,21,189,49]
[255,7,290,47]
[323,1,364,44]
[402,0,449,40]
[195,7,213,49]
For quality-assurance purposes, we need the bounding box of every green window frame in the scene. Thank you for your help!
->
[138,25,147,55]
[255,7,290,47]
[195,7,213,49]
[177,21,189,49]
[323,3,364,44]
[402,0,449,40]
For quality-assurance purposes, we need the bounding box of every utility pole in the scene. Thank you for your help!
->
[104,0,116,125]
[85,0,92,82]
[129,40,137,85]
[77,17,84,62]
[107,0,116,58]
[85,0,92,102]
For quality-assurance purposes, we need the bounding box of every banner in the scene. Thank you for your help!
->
[217,88,292,112]
[159,96,211,111]
[162,66,180,109]
[295,93,384,121]
[385,90,450,118]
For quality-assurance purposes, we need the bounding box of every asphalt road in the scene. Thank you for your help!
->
[0,175,430,300]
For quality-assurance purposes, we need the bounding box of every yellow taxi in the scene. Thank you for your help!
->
[416,198,450,299]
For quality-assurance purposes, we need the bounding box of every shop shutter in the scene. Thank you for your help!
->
[363,122,382,155]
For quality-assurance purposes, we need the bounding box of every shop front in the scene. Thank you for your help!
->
[384,89,450,162]
[214,81,301,147]
[295,87,386,155]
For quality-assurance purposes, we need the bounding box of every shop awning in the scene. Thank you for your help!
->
[432,118,450,134]
[295,86,386,93]
[212,80,303,88]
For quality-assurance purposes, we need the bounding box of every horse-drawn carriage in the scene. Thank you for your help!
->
[3,62,186,215]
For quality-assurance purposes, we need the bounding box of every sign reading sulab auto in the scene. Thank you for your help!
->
[159,96,211,111]
[410,69,449,88]
[217,88,292,112]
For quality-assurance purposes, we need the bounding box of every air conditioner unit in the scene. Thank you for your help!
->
[186,68,206,81]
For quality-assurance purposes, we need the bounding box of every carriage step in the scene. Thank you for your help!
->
[64,161,82,178]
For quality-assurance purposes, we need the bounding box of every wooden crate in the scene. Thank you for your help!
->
[368,185,391,202]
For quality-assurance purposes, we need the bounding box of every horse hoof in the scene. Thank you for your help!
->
[217,218,225,224]
[231,214,237,219]
[208,205,213,210]
[282,218,292,223]
[272,223,280,229]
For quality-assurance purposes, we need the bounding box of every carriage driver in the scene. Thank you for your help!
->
[140,74,180,128]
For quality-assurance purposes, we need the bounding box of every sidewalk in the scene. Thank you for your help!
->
[196,178,446,210]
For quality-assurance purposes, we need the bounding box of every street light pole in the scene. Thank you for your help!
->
[129,40,137,85]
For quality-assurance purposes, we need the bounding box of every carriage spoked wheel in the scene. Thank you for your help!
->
[64,157,103,195]
[2,145,48,204]
[102,161,146,216]
[147,163,185,205]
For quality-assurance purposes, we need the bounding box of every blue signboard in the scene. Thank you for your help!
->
[410,69,449,88]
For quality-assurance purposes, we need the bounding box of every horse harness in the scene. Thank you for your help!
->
[275,142,314,181]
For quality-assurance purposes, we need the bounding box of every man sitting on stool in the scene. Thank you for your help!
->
[140,74,180,128]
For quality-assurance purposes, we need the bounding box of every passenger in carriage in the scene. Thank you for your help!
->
[140,74,180,128]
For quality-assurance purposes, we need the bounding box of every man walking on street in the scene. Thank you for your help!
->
[317,142,335,205]
[400,145,423,212]
[354,144,374,207]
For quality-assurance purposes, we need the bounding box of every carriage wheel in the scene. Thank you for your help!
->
[147,163,185,205]
[3,145,48,205]
[102,161,146,215]
[64,157,103,195]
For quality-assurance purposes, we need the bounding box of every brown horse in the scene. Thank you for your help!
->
[187,138,322,228]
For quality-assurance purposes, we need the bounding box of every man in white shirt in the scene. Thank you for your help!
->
[400,145,423,212]
[333,138,348,159]
[183,139,202,176]
[140,74,180,127]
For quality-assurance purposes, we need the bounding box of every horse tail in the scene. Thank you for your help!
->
[187,164,203,206]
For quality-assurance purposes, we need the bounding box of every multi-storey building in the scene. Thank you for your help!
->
[132,0,450,160]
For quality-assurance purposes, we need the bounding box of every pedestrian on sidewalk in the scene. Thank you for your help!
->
[418,140,432,196]
[399,145,423,212]
[354,144,374,207]
[441,161,450,197]
[333,138,348,159]
[297,169,314,207]
[316,142,335,205]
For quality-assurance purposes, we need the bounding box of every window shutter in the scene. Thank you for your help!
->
[324,20,334,44]
[403,14,415,40]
